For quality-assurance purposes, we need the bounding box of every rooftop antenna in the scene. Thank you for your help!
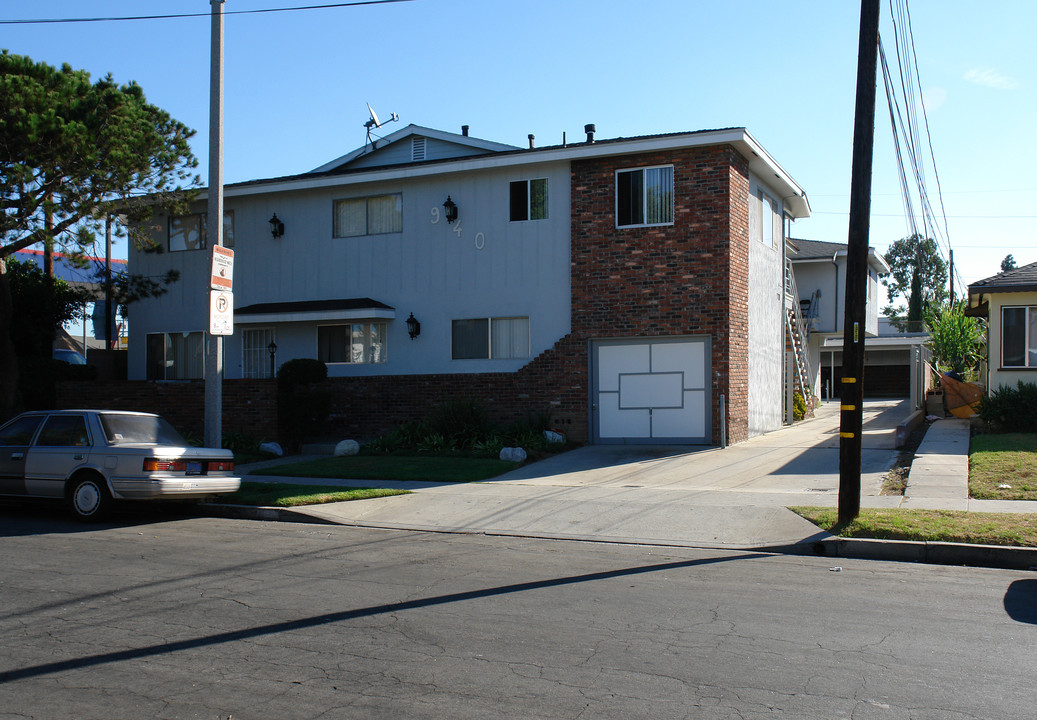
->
[364,103,399,150]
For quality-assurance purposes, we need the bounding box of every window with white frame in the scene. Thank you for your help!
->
[242,328,276,379]
[317,322,387,364]
[509,179,548,221]
[616,166,674,227]
[332,194,402,238]
[451,317,530,360]
[1001,306,1037,367]
[146,332,204,379]
[756,190,780,248]
[168,211,234,251]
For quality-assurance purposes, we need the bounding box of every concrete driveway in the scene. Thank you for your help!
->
[277,399,908,549]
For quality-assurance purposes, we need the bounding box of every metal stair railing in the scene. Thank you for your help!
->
[784,258,815,399]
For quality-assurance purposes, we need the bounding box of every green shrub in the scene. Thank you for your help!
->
[793,391,807,421]
[428,399,492,448]
[277,358,327,388]
[978,381,1037,433]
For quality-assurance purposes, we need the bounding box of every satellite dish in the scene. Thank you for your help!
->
[364,103,399,149]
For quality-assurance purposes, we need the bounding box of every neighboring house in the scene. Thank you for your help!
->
[786,238,898,399]
[966,260,1037,392]
[128,123,810,445]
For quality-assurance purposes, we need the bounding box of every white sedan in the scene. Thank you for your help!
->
[0,410,240,521]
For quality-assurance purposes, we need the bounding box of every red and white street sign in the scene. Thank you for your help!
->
[210,245,234,291]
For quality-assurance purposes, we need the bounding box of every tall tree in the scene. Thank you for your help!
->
[0,52,198,417]
[1001,254,1017,273]
[881,234,948,327]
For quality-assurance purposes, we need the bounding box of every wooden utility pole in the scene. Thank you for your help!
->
[839,0,881,525]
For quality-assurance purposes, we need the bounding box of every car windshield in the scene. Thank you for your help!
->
[99,414,189,446]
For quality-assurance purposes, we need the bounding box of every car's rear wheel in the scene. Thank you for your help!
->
[68,475,112,522]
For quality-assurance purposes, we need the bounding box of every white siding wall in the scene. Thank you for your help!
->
[747,175,785,436]
[128,162,572,380]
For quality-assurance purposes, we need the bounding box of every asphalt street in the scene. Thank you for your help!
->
[1,510,1034,719]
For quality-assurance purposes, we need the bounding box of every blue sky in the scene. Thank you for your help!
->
[4,0,1035,294]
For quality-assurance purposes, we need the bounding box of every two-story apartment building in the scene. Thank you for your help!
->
[128,124,810,445]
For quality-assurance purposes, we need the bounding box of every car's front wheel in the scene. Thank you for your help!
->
[68,475,112,522]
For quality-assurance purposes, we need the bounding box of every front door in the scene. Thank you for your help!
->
[0,415,45,494]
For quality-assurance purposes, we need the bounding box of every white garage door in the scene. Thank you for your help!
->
[592,337,711,444]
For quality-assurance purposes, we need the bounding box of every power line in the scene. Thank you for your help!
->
[0,0,416,25]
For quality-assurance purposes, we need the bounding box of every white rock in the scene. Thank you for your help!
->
[334,439,360,457]
[499,447,528,463]
[259,442,283,457]
[543,430,565,444]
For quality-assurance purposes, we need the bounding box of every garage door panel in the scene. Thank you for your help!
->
[651,391,707,438]
[597,345,650,393]
[650,342,705,386]
[619,373,683,409]
[593,337,711,444]
[598,392,651,438]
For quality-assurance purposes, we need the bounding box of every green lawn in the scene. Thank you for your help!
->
[224,482,409,508]
[969,433,1037,500]
[791,506,1037,547]
[249,455,517,483]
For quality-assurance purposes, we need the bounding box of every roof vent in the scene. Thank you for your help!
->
[528,134,535,149]
[412,137,426,161]
[461,125,469,137]
[584,124,596,143]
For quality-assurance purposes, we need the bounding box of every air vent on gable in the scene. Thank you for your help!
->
[412,137,426,162]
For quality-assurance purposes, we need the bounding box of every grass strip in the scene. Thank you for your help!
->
[249,455,516,483]
[225,482,409,508]
[790,506,1037,548]
[969,433,1037,500]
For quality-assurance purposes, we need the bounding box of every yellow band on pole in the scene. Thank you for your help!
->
[840,432,855,438]
[841,405,856,411]
[841,377,857,383]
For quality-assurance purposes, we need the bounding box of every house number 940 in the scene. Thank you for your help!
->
[430,207,485,250]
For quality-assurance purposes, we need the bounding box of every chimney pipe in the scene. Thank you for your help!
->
[461,125,469,136]
[584,123,595,143]
[528,134,535,149]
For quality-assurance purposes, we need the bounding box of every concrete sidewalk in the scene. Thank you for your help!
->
[219,400,1037,569]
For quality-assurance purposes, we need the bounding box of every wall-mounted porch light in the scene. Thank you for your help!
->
[442,196,458,223]
[267,340,277,378]
[406,313,421,340]
[269,213,285,239]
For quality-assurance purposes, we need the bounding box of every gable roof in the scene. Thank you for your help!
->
[309,124,519,174]
[968,260,1037,294]
[224,125,811,218]
[787,237,889,273]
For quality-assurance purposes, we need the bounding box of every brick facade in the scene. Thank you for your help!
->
[58,144,753,447]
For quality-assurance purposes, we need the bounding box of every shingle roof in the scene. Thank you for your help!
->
[968,260,1037,294]
[786,238,846,260]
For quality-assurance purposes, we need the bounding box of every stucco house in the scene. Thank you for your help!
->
[128,123,812,446]
[785,238,927,401]
[966,260,1037,392]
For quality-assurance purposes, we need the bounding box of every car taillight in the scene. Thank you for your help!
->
[209,460,234,472]
[143,459,188,472]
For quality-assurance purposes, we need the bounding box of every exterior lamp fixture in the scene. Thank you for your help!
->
[406,313,421,340]
[442,196,458,223]
[267,340,277,378]
[269,213,285,239]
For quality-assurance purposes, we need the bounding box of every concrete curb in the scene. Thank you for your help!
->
[201,503,1037,571]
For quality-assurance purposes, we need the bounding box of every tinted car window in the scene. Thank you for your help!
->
[0,416,44,446]
[36,415,90,447]
[99,414,188,446]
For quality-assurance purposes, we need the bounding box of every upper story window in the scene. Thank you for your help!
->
[451,317,530,360]
[616,166,673,228]
[755,190,779,248]
[168,211,234,251]
[317,322,387,364]
[1001,306,1037,368]
[333,194,402,238]
[510,179,548,221]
